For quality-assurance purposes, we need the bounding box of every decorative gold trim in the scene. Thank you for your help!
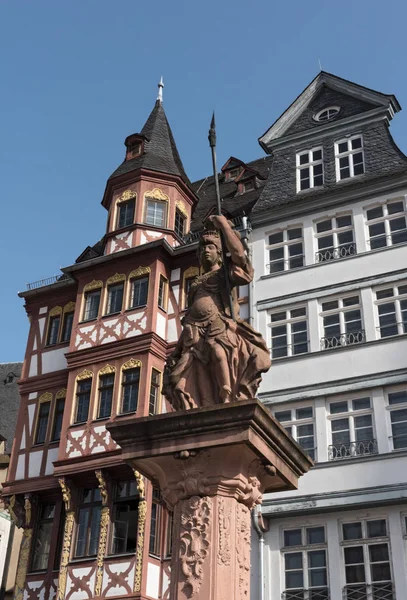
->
[183,266,199,280]
[39,392,53,403]
[14,527,33,600]
[63,301,76,313]
[95,470,108,506]
[49,306,63,317]
[106,273,126,286]
[122,359,142,370]
[58,477,72,512]
[133,470,147,593]
[116,189,137,204]
[57,511,74,600]
[83,279,103,292]
[145,188,169,202]
[56,388,67,400]
[24,495,31,528]
[94,506,110,597]
[77,369,93,381]
[129,266,151,279]
[98,364,116,376]
[176,200,188,218]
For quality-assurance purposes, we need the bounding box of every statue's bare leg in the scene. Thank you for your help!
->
[211,344,232,402]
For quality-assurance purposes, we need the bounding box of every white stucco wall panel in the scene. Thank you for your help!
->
[42,348,67,374]
[146,562,160,599]
[45,448,59,475]
[28,450,43,478]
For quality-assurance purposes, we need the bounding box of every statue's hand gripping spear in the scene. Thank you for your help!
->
[208,113,236,322]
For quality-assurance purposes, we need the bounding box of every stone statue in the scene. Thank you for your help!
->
[163,215,271,410]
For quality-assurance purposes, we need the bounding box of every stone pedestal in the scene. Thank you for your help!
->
[108,399,312,599]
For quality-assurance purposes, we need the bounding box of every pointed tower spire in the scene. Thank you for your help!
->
[157,76,164,103]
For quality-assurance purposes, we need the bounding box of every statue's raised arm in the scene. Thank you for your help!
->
[163,218,271,411]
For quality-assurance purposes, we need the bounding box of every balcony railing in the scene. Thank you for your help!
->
[316,243,356,263]
[26,273,71,291]
[320,329,365,350]
[344,582,395,600]
[328,439,378,461]
[282,589,329,600]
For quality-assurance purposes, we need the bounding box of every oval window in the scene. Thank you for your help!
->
[313,106,341,123]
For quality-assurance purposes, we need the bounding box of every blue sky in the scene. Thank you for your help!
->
[1,0,407,362]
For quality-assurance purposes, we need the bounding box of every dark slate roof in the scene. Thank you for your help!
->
[0,362,22,453]
[109,100,191,186]
[190,156,272,231]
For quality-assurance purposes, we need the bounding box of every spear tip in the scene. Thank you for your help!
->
[210,111,216,129]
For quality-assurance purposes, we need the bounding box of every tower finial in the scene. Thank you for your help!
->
[157,76,164,102]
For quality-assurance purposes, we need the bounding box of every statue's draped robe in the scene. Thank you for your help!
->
[163,256,271,410]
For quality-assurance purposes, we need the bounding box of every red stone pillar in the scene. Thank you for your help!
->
[108,399,312,600]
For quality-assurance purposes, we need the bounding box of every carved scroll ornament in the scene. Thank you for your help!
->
[217,497,231,566]
[129,266,150,279]
[179,495,211,597]
[58,477,72,511]
[57,511,74,600]
[145,188,169,202]
[95,506,110,596]
[116,189,137,204]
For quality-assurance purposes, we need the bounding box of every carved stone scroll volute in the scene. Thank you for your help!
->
[94,470,109,597]
[57,478,74,600]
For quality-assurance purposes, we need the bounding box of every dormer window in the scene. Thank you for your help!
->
[313,106,340,123]
[242,180,254,193]
[124,134,144,161]
[335,135,364,181]
[127,141,142,157]
[225,167,241,181]
[296,148,323,192]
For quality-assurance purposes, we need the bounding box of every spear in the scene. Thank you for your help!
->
[208,112,236,321]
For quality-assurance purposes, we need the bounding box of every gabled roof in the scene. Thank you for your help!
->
[109,100,191,186]
[259,71,401,149]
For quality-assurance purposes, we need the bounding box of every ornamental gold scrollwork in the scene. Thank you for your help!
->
[14,527,33,600]
[95,470,108,506]
[63,301,76,313]
[94,506,110,597]
[39,392,53,403]
[24,495,32,528]
[176,200,188,218]
[76,369,94,381]
[183,266,199,280]
[83,280,103,292]
[98,364,116,377]
[145,188,169,202]
[116,189,137,204]
[129,266,151,279]
[49,306,63,317]
[133,470,147,593]
[58,477,72,512]
[123,359,142,371]
[56,388,67,400]
[57,511,75,600]
[106,273,126,286]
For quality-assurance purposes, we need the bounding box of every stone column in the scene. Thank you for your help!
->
[108,399,312,600]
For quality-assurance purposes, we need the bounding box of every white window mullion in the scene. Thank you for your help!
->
[395,298,403,335]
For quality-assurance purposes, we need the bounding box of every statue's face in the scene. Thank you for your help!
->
[200,242,221,270]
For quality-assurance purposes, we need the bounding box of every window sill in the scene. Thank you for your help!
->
[103,311,122,318]
[125,305,147,313]
[79,318,98,325]
[44,341,69,350]
[106,551,137,560]
[69,556,97,565]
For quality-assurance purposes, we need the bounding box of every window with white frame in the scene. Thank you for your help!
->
[274,406,316,460]
[269,307,308,359]
[281,525,328,599]
[320,295,364,350]
[375,284,407,338]
[145,198,167,228]
[266,228,304,274]
[296,148,324,192]
[366,198,407,250]
[328,397,377,460]
[387,390,407,450]
[313,106,340,123]
[335,136,364,181]
[315,214,356,263]
[341,519,393,600]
